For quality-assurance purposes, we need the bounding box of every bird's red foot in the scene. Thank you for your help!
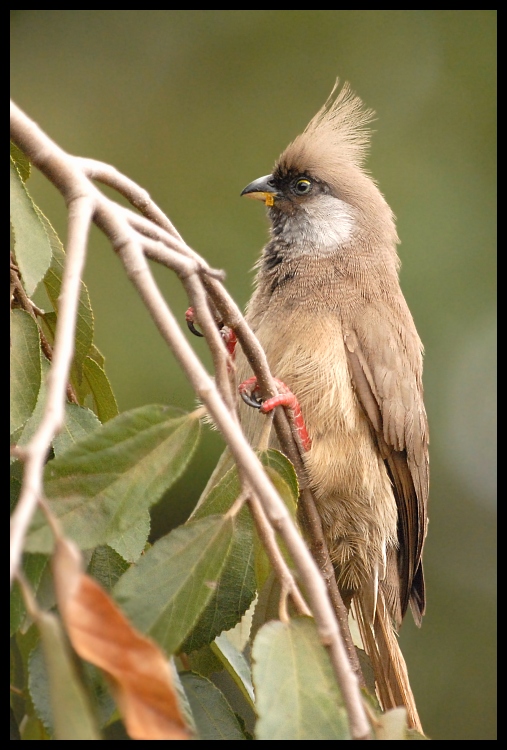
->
[185,307,237,358]
[239,376,312,452]
[220,326,237,358]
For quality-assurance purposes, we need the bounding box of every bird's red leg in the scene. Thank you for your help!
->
[186,310,308,445]
[220,326,237,358]
[239,376,312,452]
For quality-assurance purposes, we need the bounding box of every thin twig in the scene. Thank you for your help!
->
[76,157,184,242]
[180,273,235,413]
[10,194,93,582]
[246,491,311,617]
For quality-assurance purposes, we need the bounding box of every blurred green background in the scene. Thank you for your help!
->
[11,10,496,740]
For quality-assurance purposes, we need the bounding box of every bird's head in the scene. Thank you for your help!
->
[241,81,398,255]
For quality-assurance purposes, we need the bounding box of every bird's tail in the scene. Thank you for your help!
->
[353,590,423,733]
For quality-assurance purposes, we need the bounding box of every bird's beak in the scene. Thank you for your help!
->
[240,174,278,207]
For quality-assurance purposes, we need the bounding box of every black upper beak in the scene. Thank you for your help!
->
[240,174,278,205]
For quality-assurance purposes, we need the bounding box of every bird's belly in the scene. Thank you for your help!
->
[238,312,398,589]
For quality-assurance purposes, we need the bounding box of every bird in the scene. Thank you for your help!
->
[236,81,429,731]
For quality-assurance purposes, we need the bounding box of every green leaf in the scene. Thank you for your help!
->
[260,449,299,518]
[20,715,50,740]
[13,355,50,452]
[87,545,130,592]
[252,617,350,740]
[374,707,421,740]
[10,141,31,181]
[26,405,201,556]
[52,403,101,457]
[28,642,54,734]
[40,313,116,423]
[40,217,94,384]
[10,459,24,514]
[87,343,105,369]
[10,309,42,434]
[29,614,101,739]
[38,310,57,341]
[15,357,102,467]
[180,672,246,740]
[11,625,40,733]
[41,312,118,422]
[108,510,151,563]
[10,554,48,636]
[407,727,430,739]
[114,514,234,655]
[81,355,119,422]
[170,662,197,734]
[82,663,116,729]
[10,159,52,295]
[187,644,224,678]
[12,352,49,465]
[30,645,114,737]
[250,571,283,641]
[13,623,40,687]
[10,584,24,638]
[254,450,300,589]
[211,632,255,710]
[181,467,256,653]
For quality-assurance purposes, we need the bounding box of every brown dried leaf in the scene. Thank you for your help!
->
[53,537,190,740]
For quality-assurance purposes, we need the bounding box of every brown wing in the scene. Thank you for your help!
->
[344,301,429,625]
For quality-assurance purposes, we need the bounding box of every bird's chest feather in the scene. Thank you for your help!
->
[264,316,357,432]
[239,305,366,453]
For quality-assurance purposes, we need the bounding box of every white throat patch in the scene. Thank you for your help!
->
[294,195,356,254]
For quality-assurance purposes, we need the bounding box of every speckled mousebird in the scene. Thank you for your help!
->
[237,81,429,731]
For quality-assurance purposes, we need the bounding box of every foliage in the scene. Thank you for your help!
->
[10,142,426,740]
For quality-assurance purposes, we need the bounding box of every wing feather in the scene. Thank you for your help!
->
[344,304,429,624]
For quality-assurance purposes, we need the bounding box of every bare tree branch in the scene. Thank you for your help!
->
[246,492,311,618]
[10,100,372,739]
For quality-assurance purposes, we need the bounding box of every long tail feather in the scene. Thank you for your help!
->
[353,591,423,733]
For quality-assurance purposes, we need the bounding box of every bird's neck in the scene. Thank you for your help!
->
[256,232,401,312]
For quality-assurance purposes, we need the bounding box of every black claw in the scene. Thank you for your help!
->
[241,391,263,409]
[187,320,204,337]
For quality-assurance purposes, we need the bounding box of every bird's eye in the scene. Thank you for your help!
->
[293,178,312,195]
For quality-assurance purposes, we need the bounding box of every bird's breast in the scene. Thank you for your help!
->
[237,303,398,580]
[238,307,365,454]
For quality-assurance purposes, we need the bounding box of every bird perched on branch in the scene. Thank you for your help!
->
[237,81,429,731]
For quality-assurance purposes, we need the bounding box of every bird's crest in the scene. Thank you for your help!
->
[276,80,376,177]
